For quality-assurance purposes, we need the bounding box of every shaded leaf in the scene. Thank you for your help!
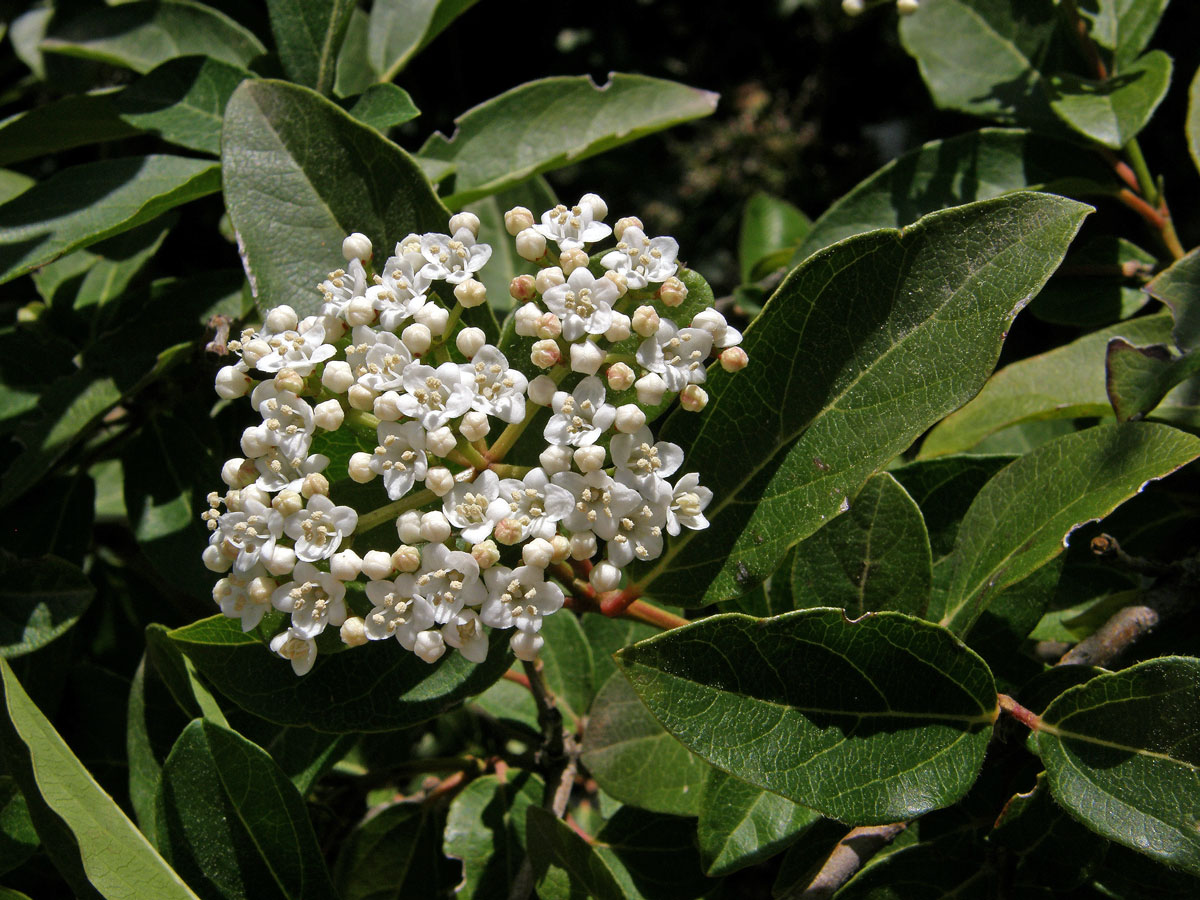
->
[145,625,229,727]
[0,553,93,659]
[367,0,480,81]
[1106,339,1200,422]
[0,171,33,206]
[1029,235,1155,328]
[739,191,810,282]
[267,0,354,95]
[0,777,38,876]
[333,800,459,900]
[836,832,998,899]
[1146,245,1200,352]
[592,807,711,899]
[443,772,542,900]
[581,614,657,689]
[1081,0,1170,70]
[1049,50,1172,150]
[538,611,595,727]
[0,93,140,166]
[527,806,631,900]
[890,454,1015,558]
[345,83,420,133]
[333,7,372,98]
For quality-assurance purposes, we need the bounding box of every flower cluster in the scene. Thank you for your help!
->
[202,194,747,675]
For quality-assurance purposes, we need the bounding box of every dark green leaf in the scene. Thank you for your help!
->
[0,659,199,900]
[581,614,657,689]
[42,0,266,74]
[738,191,810,282]
[722,548,795,617]
[222,79,448,316]
[939,423,1200,636]
[1106,339,1200,422]
[592,807,711,899]
[836,832,998,899]
[1092,843,1200,900]
[146,625,229,727]
[333,800,459,900]
[0,155,220,285]
[1049,51,1172,150]
[538,611,595,727]
[1037,657,1200,874]
[169,615,510,732]
[617,610,998,824]
[1146,245,1200,352]
[580,671,711,817]
[267,0,354,95]
[345,83,420,132]
[367,0,480,81]
[789,472,931,618]
[9,7,50,80]
[0,777,38,876]
[637,192,1090,607]
[127,651,192,837]
[0,553,92,659]
[333,7,372,98]
[116,56,250,155]
[0,94,140,166]
[1029,235,1155,328]
[890,455,1015,558]
[157,719,336,900]
[443,772,542,900]
[527,806,631,900]
[1081,0,1170,70]
[469,675,539,735]
[418,74,719,206]
[696,768,818,876]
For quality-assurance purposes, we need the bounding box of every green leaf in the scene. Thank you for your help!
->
[0,776,39,876]
[222,79,448,316]
[580,614,657,690]
[836,832,999,899]
[0,659,199,900]
[0,553,93,659]
[9,7,50,80]
[367,0,481,82]
[115,56,250,155]
[443,772,543,900]
[1146,245,1200,352]
[469,674,539,735]
[696,768,818,877]
[920,313,1177,457]
[899,0,1060,128]
[527,806,631,900]
[590,807,711,899]
[617,610,998,824]
[345,83,420,133]
[1189,64,1200,177]
[157,719,337,900]
[0,93,140,167]
[0,155,220,285]
[169,615,510,732]
[42,0,266,74]
[145,625,229,727]
[637,192,1091,607]
[333,7,372,98]
[580,671,711,817]
[267,0,354,95]
[538,611,595,727]
[1049,50,1172,150]
[1037,657,1200,874]
[789,472,931,618]
[738,191,810,283]
[418,74,719,207]
[1029,235,1155,328]
[0,171,33,206]
[1106,339,1200,422]
[939,423,1200,636]
[792,129,1110,266]
[1080,0,1170,70]
[891,455,1016,559]
[333,800,459,899]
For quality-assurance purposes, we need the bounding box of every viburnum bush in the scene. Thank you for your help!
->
[2,2,1200,899]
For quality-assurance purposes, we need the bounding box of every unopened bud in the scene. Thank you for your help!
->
[514,303,542,337]
[330,549,362,580]
[896,0,919,16]
[301,473,329,498]
[449,211,481,237]
[494,518,523,545]
[573,445,606,473]
[393,545,421,573]
[347,383,375,411]
[415,303,449,336]
[635,372,667,406]
[531,339,561,369]
[313,399,345,430]
[221,457,256,488]
[241,338,271,367]
[720,347,749,372]
[550,534,571,563]
[240,426,270,458]
[607,362,635,391]
[570,340,605,375]
[658,276,688,307]
[535,266,565,295]
[459,411,490,442]
[505,206,534,235]
[456,326,487,359]
[614,403,646,433]
[632,305,660,337]
[348,451,375,483]
[426,466,454,496]
[265,305,298,333]
[397,510,422,544]
[373,390,404,421]
[680,384,708,412]
[528,375,557,406]
[539,445,572,475]
[570,531,597,561]
[580,192,608,220]
[273,367,305,394]
[247,576,276,606]
[322,360,354,393]
[203,544,232,573]
[559,248,589,275]
[603,270,628,298]
[511,630,544,662]
[340,616,368,647]
[215,365,253,400]
[472,540,500,569]
[842,0,865,14]
[420,511,452,543]
[522,537,554,568]
[342,233,373,262]
[536,312,563,340]
[590,560,622,592]
[614,216,642,241]
[414,630,446,663]
[264,546,296,576]
[509,274,536,302]
[345,294,375,326]
[515,227,547,261]
[402,323,432,354]
[272,490,303,518]
[426,425,457,457]
[605,312,631,342]
[361,550,394,581]
[454,278,487,308]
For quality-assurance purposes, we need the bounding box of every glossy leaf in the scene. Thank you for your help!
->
[940,423,1200,636]
[418,74,719,206]
[222,79,448,315]
[791,128,1110,265]
[1037,657,1200,874]
[116,56,250,155]
[267,0,354,94]
[696,768,818,877]
[617,610,998,824]
[367,0,480,81]
[0,155,220,285]
[1049,50,1172,150]
[1146,245,1200,352]
[789,472,931,618]
[443,772,542,900]
[169,614,510,732]
[1081,0,1170,70]
[580,672,711,817]
[42,0,266,74]
[739,191,810,282]
[920,313,1177,457]
[333,800,458,900]
[0,553,92,658]
[345,83,420,133]
[0,94,140,166]
[636,192,1090,607]
[156,719,337,900]
[0,659,199,900]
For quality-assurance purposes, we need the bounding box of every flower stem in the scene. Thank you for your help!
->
[356,488,437,533]
[621,600,689,631]
[997,693,1041,731]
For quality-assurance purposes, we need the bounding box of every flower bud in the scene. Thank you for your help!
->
[420,511,452,543]
[632,305,660,338]
[264,545,296,576]
[402,323,432,354]
[614,403,646,433]
[590,560,622,592]
[265,305,299,332]
[347,383,375,411]
[242,485,270,508]
[605,312,632,342]
[509,274,536,303]
[535,266,565,295]
[472,540,500,570]
[397,510,422,544]
[514,302,542,337]
[273,367,305,394]
[570,341,605,375]
[330,549,362,581]
[215,365,253,400]
[240,425,271,458]
[522,538,554,568]
[531,339,561,369]
[573,445,606,473]
[414,630,446,663]
[580,192,608,220]
[454,277,488,308]
[393,545,421,573]
[247,576,276,606]
[550,534,571,563]
[322,360,354,394]
[301,472,329,498]
[511,630,544,661]
[536,312,563,340]
[221,457,256,488]
[539,445,572,475]
[416,303,449,336]
[456,326,487,359]
[613,216,643,241]
[426,466,454,496]
[373,390,405,421]
[449,212,481,237]
[426,425,457,458]
[494,518,523,545]
[680,384,708,412]
[361,550,394,581]
[528,375,557,406]
[342,233,373,262]
[202,544,232,573]
[348,452,376,483]
[504,206,534,236]
[515,228,546,261]
[603,270,629,298]
[658,276,688,307]
[607,362,635,391]
[241,338,271,367]
[272,490,303,518]
[345,294,375,326]
[459,411,490,442]
[340,616,368,647]
[897,0,919,15]
[570,531,597,560]
[842,0,865,14]
[720,346,749,372]
[313,399,345,430]
[559,247,589,275]
[635,372,667,406]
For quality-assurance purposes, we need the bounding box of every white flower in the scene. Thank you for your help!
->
[636,320,714,393]
[460,345,528,424]
[443,470,509,544]
[412,543,486,625]
[364,579,435,650]
[248,318,336,375]
[356,330,414,394]
[269,562,347,638]
[284,495,358,562]
[249,383,315,462]
[544,376,616,447]
[480,565,565,633]
[541,268,619,341]
[375,253,431,330]
[534,200,612,251]
[270,627,317,676]
[442,609,489,663]
[691,308,743,349]
[607,477,670,566]
[495,468,574,542]
[552,469,640,541]
[667,472,713,536]
[213,497,283,574]
[369,421,429,501]
[318,259,368,321]
[610,426,684,493]
[600,226,679,289]
[253,448,330,494]
[396,362,474,429]
[419,228,492,284]
[212,567,274,631]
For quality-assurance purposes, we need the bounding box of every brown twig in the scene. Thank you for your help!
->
[790,823,909,900]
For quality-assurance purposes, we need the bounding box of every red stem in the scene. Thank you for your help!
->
[998,693,1042,731]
